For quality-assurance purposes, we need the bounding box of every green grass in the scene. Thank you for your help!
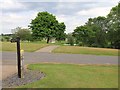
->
[0,42,49,52]
[18,63,118,88]
[26,40,66,45]
[53,46,119,56]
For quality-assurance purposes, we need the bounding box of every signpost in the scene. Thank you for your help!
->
[10,37,22,78]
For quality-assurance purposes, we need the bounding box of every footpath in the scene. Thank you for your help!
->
[35,45,59,52]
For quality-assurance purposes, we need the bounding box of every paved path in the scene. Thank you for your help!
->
[2,52,118,65]
[35,45,59,52]
[1,50,118,80]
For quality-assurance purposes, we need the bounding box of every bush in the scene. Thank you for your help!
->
[67,35,74,46]
[4,36,10,41]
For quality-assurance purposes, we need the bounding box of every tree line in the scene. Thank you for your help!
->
[2,3,119,49]
[73,3,120,49]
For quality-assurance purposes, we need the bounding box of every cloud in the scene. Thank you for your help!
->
[1,10,39,33]
[0,1,119,34]
[77,7,111,17]
[56,14,87,33]
[1,0,26,12]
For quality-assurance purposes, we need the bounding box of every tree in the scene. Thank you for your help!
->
[85,16,108,47]
[73,3,119,49]
[56,22,66,41]
[4,36,10,41]
[29,11,66,43]
[67,33,74,46]
[106,3,120,49]
[73,16,108,47]
[12,27,32,41]
[73,25,93,46]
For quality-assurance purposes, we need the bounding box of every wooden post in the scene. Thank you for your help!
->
[16,37,21,78]
[10,37,24,78]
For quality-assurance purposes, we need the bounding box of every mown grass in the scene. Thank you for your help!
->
[0,42,49,52]
[18,63,118,88]
[53,46,119,56]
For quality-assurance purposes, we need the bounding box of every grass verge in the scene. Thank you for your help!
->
[18,63,118,88]
[52,46,119,56]
[1,42,49,52]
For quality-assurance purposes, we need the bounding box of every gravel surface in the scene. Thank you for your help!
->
[2,70,45,88]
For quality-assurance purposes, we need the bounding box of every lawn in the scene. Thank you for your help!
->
[1,42,49,52]
[52,46,119,56]
[19,63,118,88]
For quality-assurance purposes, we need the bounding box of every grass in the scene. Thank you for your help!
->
[53,46,119,56]
[1,42,49,52]
[18,63,118,88]
[26,40,66,45]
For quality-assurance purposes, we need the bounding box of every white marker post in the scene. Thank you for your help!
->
[20,49,24,78]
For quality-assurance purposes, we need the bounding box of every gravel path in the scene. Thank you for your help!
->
[35,45,59,52]
[2,70,45,88]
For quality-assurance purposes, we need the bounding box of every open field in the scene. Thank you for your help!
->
[53,46,119,56]
[19,63,118,88]
[1,42,49,52]
[1,42,119,56]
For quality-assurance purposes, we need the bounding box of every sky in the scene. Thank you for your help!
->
[0,0,119,34]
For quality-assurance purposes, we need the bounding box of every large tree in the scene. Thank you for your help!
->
[73,3,119,49]
[106,3,120,49]
[85,16,108,47]
[56,22,66,41]
[73,25,94,46]
[73,16,108,47]
[29,11,66,43]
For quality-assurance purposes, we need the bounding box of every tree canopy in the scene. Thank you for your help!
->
[106,3,120,48]
[12,27,32,41]
[29,11,66,43]
[73,3,120,49]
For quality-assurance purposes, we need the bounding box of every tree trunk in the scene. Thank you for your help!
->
[47,37,50,43]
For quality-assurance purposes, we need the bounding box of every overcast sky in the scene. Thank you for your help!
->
[0,0,119,34]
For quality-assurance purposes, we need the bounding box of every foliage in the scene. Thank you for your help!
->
[73,3,120,49]
[67,33,74,46]
[12,27,32,41]
[0,34,12,42]
[73,25,94,46]
[106,3,120,49]
[4,36,10,41]
[86,16,107,47]
[55,22,66,41]
[29,11,66,43]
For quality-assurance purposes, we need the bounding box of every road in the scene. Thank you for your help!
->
[1,51,118,65]
[1,51,118,80]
